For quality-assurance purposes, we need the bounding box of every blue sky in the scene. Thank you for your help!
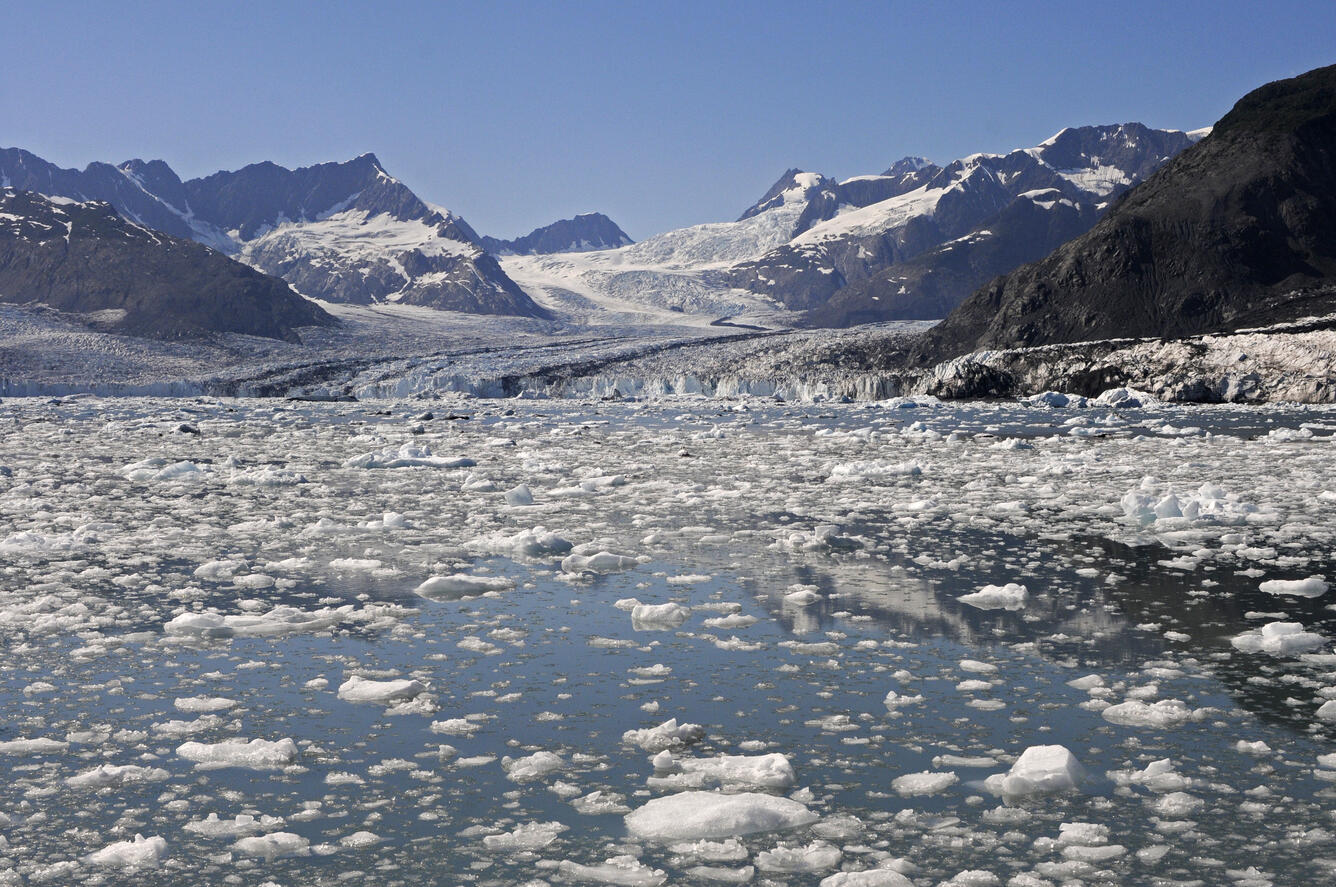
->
[6,1,1334,239]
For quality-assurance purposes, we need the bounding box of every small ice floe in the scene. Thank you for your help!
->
[827,460,923,482]
[504,483,535,506]
[883,690,925,709]
[0,737,68,756]
[649,752,796,790]
[231,832,310,860]
[1100,698,1199,729]
[957,583,1029,610]
[774,525,861,553]
[570,790,632,815]
[228,467,306,486]
[337,675,426,704]
[164,604,353,639]
[1231,622,1327,656]
[1108,758,1191,793]
[983,745,1085,800]
[784,585,822,606]
[66,764,169,789]
[557,856,666,886]
[1120,478,1257,526]
[1259,576,1328,598]
[892,770,958,796]
[1095,386,1159,408]
[174,696,236,713]
[1025,391,1088,408]
[84,834,167,868]
[631,602,691,630]
[176,737,298,769]
[624,791,819,841]
[501,750,563,781]
[183,813,285,838]
[561,551,642,574]
[121,458,207,483]
[339,831,381,849]
[342,443,474,469]
[756,840,843,872]
[820,867,914,887]
[622,718,705,752]
[481,820,568,851]
[467,526,572,558]
[414,574,514,601]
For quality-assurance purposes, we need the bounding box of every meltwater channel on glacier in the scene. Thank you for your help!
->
[1,394,1335,886]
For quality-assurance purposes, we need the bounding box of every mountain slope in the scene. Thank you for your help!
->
[918,64,1336,360]
[481,212,632,255]
[0,189,333,341]
[726,124,1198,318]
[0,151,547,318]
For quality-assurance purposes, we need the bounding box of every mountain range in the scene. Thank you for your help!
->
[918,62,1336,363]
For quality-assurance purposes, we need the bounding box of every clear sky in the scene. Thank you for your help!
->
[5,0,1334,240]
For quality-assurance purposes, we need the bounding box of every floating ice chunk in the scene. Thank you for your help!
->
[1108,758,1191,793]
[1231,622,1327,656]
[183,813,285,838]
[685,864,755,883]
[337,675,426,704]
[632,602,691,629]
[1101,699,1195,729]
[821,868,914,887]
[776,525,861,552]
[756,840,842,872]
[883,690,925,708]
[703,612,758,629]
[163,604,353,638]
[1316,700,1336,721]
[785,585,822,606]
[339,831,382,849]
[625,791,819,840]
[1095,387,1159,408]
[176,737,298,769]
[467,525,572,557]
[174,696,236,712]
[482,820,569,851]
[983,745,1085,799]
[1153,791,1203,816]
[562,551,642,574]
[229,467,306,486]
[430,718,483,736]
[414,574,514,601]
[343,443,474,469]
[193,559,244,581]
[232,832,310,860]
[66,764,169,789]
[122,458,207,482]
[655,753,796,790]
[85,834,167,868]
[666,837,749,862]
[571,790,632,815]
[827,460,923,482]
[958,583,1028,610]
[892,770,959,796]
[502,750,563,781]
[1024,391,1088,408]
[558,855,667,886]
[0,737,68,755]
[1259,576,1328,598]
[623,718,705,752]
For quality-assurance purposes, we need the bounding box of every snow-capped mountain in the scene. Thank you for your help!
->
[0,188,333,340]
[499,124,1201,328]
[481,212,632,255]
[726,124,1202,319]
[0,150,548,318]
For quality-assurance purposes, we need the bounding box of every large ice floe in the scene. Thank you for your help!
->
[0,394,1335,884]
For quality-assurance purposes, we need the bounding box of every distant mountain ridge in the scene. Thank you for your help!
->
[0,150,548,318]
[481,213,632,255]
[0,188,333,341]
[918,64,1336,361]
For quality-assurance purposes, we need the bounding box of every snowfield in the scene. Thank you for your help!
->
[0,393,1334,884]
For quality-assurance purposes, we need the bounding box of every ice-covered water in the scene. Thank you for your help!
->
[2,394,1335,885]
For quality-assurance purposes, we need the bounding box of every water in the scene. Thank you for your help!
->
[0,395,1334,885]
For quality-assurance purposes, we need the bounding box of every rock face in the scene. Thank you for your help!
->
[920,64,1336,360]
[727,124,1198,322]
[481,212,632,255]
[0,150,547,318]
[0,189,333,341]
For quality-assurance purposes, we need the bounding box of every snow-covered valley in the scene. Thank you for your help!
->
[2,394,1336,884]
